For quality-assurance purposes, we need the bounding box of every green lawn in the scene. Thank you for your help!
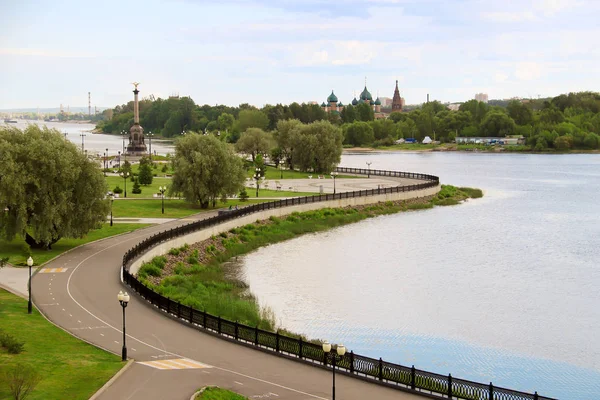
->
[105,175,172,198]
[245,165,360,180]
[0,289,124,400]
[1,224,150,266]
[112,199,270,219]
[195,387,247,399]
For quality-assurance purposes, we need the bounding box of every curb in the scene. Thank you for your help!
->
[0,282,27,300]
[189,386,216,400]
[89,359,135,400]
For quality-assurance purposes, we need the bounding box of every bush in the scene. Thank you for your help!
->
[132,179,142,194]
[239,188,249,202]
[113,186,123,194]
[161,164,168,173]
[0,330,25,354]
[0,363,41,400]
[168,248,180,256]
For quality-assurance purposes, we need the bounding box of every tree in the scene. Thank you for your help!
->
[137,157,154,185]
[388,112,406,123]
[583,132,600,149]
[340,105,358,123]
[553,135,573,150]
[0,126,109,249]
[121,160,132,174]
[459,100,489,124]
[171,134,245,208]
[235,128,273,161]
[290,121,343,172]
[217,113,234,132]
[370,119,396,140]
[238,109,269,132]
[507,100,533,125]
[344,122,375,147]
[479,111,516,137]
[131,178,142,194]
[1,363,42,400]
[356,103,374,122]
[274,119,303,170]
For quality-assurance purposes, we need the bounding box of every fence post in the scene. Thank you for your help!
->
[217,315,221,334]
[350,351,354,373]
[411,365,416,389]
[189,307,193,324]
[255,325,259,345]
[235,321,239,340]
[448,374,452,398]
[378,358,383,380]
[298,338,303,359]
[276,330,280,352]
[489,382,493,400]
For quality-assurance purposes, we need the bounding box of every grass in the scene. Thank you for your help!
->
[105,175,172,198]
[0,289,124,400]
[112,199,270,219]
[195,387,247,399]
[1,224,151,266]
[245,165,360,180]
[140,185,483,332]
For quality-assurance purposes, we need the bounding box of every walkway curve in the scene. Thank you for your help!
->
[32,173,431,400]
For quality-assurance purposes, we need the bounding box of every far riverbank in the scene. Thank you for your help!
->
[344,143,600,154]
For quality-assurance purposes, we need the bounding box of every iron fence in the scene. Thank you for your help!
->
[121,168,555,400]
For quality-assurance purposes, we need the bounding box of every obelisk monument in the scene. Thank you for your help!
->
[125,82,147,155]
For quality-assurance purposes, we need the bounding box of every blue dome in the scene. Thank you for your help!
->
[351,97,358,106]
[327,90,338,103]
[360,86,373,101]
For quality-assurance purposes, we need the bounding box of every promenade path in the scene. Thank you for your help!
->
[32,177,426,400]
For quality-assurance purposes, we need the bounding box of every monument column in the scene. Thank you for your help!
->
[133,87,140,124]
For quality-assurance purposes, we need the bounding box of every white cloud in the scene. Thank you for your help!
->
[0,48,96,58]
[481,11,537,23]
[515,62,543,80]
[494,72,509,83]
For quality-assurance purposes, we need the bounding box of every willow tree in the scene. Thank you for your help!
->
[171,133,245,208]
[0,125,109,249]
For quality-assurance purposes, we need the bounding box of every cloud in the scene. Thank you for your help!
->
[481,11,537,22]
[0,48,96,58]
[494,72,509,83]
[514,62,543,80]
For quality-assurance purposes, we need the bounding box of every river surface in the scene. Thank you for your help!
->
[239,152,600,400]
[2,120,174,156]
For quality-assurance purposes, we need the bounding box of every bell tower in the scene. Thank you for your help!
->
[392,80,403,112]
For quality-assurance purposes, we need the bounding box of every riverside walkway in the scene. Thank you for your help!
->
[31,177,428,400]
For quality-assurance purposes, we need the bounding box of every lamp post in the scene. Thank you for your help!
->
[148,132,153,160]
[279,161,283,179]
[106,148,109,170]
[120,171,129,198]
[79,133,86,152]
[366,161,372,178]
[118,151,121,168]
[27,256,33,314]
[253,168,261,197]
[158,186,166,214]
[322,341,346,400]
[117,291,130,361]
[103,152,107,176]
[331,172,338,194]
[109,194,114,226]
[121,130,126,153]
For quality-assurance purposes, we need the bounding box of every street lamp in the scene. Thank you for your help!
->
[79,132,86,152]
[117,291,130,361]
[279,161,283,179]
[148,131,153,160]
[158,186,166,214]
[27,256,33,314]
[322,341,346,400]
[118,151,121,168]
[366,161,372,178]
[253,168,261,197]
[331,172,338,194]
[109,194,114,226]
[120,171,130,198]
[106,148,109,170]
[121,130,126,153]
[103,152,107,176]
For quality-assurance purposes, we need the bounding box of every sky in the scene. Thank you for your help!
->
[1,0,598,109]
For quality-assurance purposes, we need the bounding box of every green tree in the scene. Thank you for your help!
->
[121,160,132,175]
[290,121,343,172]
[0,126,108,249]
[583,132,600,149]
[459,100,489,124]
[553,135,573,150]
[340,105,358,123]
[479,111,516,137]
[507,100,533,125]
[344,121,375,146]
[131,178,142,194]
[171,134,245,208]
[370,119,396,140]
[234,128,273,162]
[238,109,269,132]
[388,112,406,123]
[356,103,374,122]
[137,157,154,185]
[274,119,303,170]
[217,113,235,132]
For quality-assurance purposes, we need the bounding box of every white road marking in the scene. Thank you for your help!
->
[63,229,329,400]
[234,381,244,385]
[131,348,137,351]
[114,341,119,344]
[69,314,72,317]
[100,333,104,336]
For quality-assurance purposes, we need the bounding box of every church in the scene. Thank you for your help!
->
[320,80,403,119]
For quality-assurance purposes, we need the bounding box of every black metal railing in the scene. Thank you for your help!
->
[120,168,554,400]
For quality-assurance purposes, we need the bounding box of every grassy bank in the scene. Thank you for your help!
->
[245,165,361,180]
[137,185,482,331]
[2,223,151,266]
[195,387,247,399]
[0,289,123,400]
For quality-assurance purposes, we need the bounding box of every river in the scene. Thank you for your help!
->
[2,120,174,156]
[239,152,600,400]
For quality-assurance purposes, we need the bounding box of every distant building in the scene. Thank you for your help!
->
[447,103,461,111]
[379,97,392,107]
[475,93,488,103]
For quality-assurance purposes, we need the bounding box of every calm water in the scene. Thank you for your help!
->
[240,152,600,400]
[3,120,174,155]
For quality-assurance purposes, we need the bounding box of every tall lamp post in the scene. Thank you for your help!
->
[27,256,33,314]
[121,130,126,153]
[331,172,338,194]
[109,194,114,226]
[158,186,166,214]
[103,152,107,176]
[118,151,121,168]
[279,161,283,179]
[322,341,346,400]
[253,168,261,197]
[120,171,130,198]
[148,131,153,160]
[366,161,372,178]
[106,148,109,170]
[79,133,86,152]
[117,291,130,361]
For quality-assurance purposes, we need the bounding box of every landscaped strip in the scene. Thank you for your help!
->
[195,387,248,399]
[137,185,481,331]
[0,289,124,400]
[1,223,151,266]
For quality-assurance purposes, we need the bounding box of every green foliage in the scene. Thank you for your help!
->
[195,387,248,400]
[0,329,25,354]
[343,121,375,146]
[238,188,249,202]
[237,109,269,132]
[0,363,42,400]
[131,178,142,194]
[287,120,343,173]
[0,125,109,248]
[112,186,123,194]
[479,110,516,137]
[161,164,168,173]
[137,157,154,185]
[235,128,273,161]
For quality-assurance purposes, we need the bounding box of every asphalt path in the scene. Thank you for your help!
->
[32,178,426,400]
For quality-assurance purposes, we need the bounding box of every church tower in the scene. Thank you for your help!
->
[392,80,403,112]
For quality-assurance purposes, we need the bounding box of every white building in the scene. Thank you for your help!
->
[475,93,488,103]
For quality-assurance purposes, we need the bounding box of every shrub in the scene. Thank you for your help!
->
[161,164,168,173]
[0,330,25,354]
[0,363,41,400]
[239,188,249,202]
[219,232,227,238]
[132,178,142,194]
[139,264,162,277]
[168,248,180,256]
[113,186,123,194]
[187,250,199,265]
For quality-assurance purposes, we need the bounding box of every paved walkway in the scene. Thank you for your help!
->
[0,266,30,298]
[29,178,428,400]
